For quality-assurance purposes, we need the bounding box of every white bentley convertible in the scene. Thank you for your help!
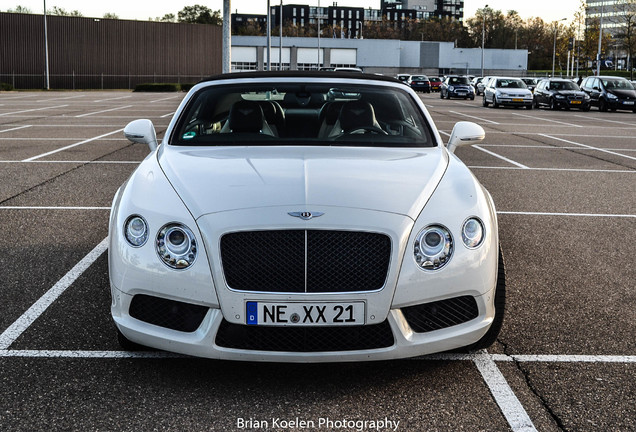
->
[109,72,505,361]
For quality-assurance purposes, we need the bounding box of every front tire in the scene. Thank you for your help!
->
[492,97,499,108]
[482,95,489,107]
[599,98,608,112]
[467,247,506,351]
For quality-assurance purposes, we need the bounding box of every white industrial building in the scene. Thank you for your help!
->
[232,36,528,76]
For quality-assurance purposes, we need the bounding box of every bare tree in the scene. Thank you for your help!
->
[610,0,636,78]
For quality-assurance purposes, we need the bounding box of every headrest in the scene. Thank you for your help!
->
[339,100,376,132]
[257,101,277,125]
[229,101,264,133]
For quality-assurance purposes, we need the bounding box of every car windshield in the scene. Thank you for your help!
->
[603,79,635,90]
[549,81,579,91]
[496,79,526,89]
[449,77,470,85]
[172,82,434,148]
[522,78,537,85]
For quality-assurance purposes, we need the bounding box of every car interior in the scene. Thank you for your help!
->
[173,84,434,147]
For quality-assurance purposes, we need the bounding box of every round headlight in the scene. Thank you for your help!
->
[462,217,485,249]
[124,215,148,247]
[157,223,197,269]
[414,225,453,271]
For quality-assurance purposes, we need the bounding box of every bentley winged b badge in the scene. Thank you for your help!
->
[288,211,325,221]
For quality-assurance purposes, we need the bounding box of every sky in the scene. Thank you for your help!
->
[6,0,582,23]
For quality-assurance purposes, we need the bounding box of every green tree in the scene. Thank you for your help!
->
[47,6,83,16]
[611,0,636,78]
[177,4,221,25]
[103,12,119,19]
[6,5,32,13]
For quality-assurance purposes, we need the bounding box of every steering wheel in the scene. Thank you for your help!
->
[345,126,388,135]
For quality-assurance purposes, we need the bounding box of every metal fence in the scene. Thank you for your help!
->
[0,73,211,90]
[0,12,222,90]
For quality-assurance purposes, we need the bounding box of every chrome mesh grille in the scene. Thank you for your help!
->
[220,230,391,293]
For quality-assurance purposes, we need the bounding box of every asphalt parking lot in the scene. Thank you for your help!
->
[0,89,634,432]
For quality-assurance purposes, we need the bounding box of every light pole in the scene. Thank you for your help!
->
[597,0,605,76]
[552,18,567,77]
[43,0,50,89]
[481,5,488,77]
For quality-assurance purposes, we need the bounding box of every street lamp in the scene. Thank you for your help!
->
[481,5,488,77]
[597,0,605,76]
[552,18,567,77]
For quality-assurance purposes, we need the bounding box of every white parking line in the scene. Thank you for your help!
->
[0,238,108,350]
[448,110,500,125]
[36,95,86,102]
[150,95,182,103]
[0,104,69,117]
[21,129,124,161]
[0,160,139,164]
[160,111,175,118]
[75,105,133,118]
[469,166,636,173]
[0,125,32,133]
[498,211,636,218]
[539,134,636,161]
[510,112,582,128]
[2,350,634,363]
[572,114,636,126]
[473,145,529,169]
[0,206,110,210]
[474,351,537,432]
[94,95,132,103]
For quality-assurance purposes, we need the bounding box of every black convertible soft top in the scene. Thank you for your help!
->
[200,70,401,85]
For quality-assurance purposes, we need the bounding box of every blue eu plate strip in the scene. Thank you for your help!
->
[246,301,258,325]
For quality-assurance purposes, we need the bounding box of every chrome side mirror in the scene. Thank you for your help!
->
[124,119,158,151]
[447,121,485,154]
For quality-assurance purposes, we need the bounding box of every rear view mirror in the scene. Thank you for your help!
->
[124,119,158,151]
[447,121,485,154]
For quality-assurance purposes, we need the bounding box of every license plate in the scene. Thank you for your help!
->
[246,301,365,326]
[623,101,635,105]
[512,98,523,102]
[570,100,582,104]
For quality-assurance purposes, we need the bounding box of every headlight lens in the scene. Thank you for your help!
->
[555,94,565,99]
[462,217,485,249]
[124,215,148,247]
[414,225,453,270]
[449,85,455,91]
[607,93,618,100]
[157,223,197,269]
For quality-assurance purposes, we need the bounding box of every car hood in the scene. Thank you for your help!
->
[608,89,636,98]
[554,90,585,96]
[158,145,448,220]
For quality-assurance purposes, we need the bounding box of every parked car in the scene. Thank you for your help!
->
[471,77,483,94]
[110,71,504,362]
[476,76,493,95]
[482,77,533,109]
[396,74,411,85]
[408,75,431,92]
[440,75,475,100]
[429,77,443,92]
[319,67,364,73]
[521,77,538,93]
[533,78,591,111]
[580,76,636,112]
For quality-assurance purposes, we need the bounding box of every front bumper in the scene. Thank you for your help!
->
[608,99,636,111]
[448,89,474,98]
[112,285,496,362]
[497,97,532,107]
[554,98,590,109]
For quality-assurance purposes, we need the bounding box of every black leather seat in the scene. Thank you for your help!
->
[338,100,380,133]
[228,100,265,133]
